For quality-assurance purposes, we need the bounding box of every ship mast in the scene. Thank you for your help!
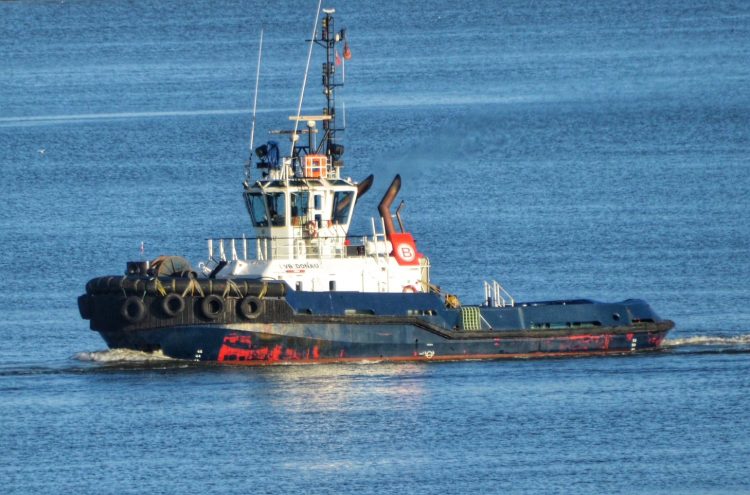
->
[313,8,345,170]
[255,8,347,181]
[242,8,357,259]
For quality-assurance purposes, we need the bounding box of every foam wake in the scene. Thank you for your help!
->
[0,108,253,127]
[73,348,174,363]
[663,334,750,348]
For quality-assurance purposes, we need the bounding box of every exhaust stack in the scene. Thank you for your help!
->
[357,174,374,198]
[378,175,401,238]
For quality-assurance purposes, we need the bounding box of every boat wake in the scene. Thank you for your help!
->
[0,108,253,127]
[0,350,179,377]
[662,333,750,354]
[73,348,175,363]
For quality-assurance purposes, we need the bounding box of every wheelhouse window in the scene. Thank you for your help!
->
[265,192,286,227]
[290,191,309,225]
[332,190,354,225]
[244,192,268,227]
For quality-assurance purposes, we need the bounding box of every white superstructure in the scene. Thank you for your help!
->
[201,162,430,293]
[198,9,430,293]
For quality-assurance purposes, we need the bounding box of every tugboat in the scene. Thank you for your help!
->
[78,8,673,364]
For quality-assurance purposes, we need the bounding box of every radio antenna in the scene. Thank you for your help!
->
[289,0,324,165]
[246,28,264,180]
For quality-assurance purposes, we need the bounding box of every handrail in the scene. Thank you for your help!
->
[205,233,376,242]
[205,216,393,263]
[484,280,515,308]
[207,235,374,262]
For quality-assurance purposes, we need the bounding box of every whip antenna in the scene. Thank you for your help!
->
[289,0,324,167]
[246,28,264,180]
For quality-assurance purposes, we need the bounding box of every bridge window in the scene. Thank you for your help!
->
[332,190,354,224]
[290,191,309,225]
[266,192,286,226]
[244,192,268,227]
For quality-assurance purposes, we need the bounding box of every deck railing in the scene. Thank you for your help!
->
[207,218,394,264]
[206,235,389,263]
[484,280,515,308]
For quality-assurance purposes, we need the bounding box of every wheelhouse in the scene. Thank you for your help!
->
[243,178,358,260]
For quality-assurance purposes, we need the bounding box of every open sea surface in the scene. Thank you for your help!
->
[1,0,749,493]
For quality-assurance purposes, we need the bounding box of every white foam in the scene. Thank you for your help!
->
[73,348,174,363]
[0,108,253,127]
[663,334,750,348]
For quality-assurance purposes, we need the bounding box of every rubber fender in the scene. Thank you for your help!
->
[120,296,146,324]
[86,276,287,297]
[78,295,93,320]
[161,293,185,317]
[239,295,263,320]
[201,294,224,320]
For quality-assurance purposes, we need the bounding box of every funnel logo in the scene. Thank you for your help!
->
[389,232,419,265]
[397,243,416,262]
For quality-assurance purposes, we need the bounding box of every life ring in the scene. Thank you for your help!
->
[161,293,185,317]
[305,220,318,238]
[121,296,146,323]
[402,285,418,293]
[239,295,263,320]
[201,294,224,320]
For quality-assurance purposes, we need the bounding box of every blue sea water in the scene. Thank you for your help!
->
[1,0,749,493]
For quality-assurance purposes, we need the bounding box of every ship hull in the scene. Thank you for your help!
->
[97,322,670,364]
[95,323,669,365]
[80,276,674,365]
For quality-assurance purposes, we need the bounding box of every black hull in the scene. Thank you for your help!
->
[98,322,671,364]
[80,276,674,364]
